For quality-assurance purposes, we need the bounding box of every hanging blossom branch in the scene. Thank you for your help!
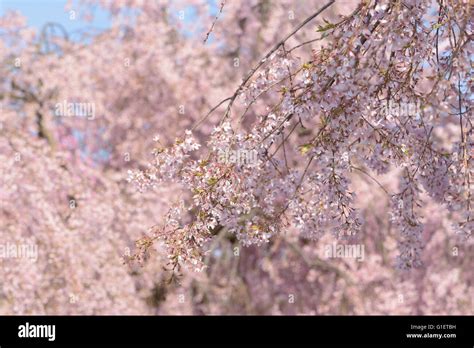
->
[203,0,226,44]
[128,0,473,272]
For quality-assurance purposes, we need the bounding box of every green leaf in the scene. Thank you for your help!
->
[316,19,336,32]
[298,143,313,155]
[207,177,218,186]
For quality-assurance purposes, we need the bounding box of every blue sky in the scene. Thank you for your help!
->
[0,0,111,39]
[0,0,214,42]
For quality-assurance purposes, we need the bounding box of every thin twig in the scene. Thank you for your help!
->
[191,97,232,131]
[350,165,390,196]
[218,0,336,126]
[203,1,226,44]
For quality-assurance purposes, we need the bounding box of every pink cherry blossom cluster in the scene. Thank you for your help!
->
[1,0,472,315]
[129,0,472,273]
